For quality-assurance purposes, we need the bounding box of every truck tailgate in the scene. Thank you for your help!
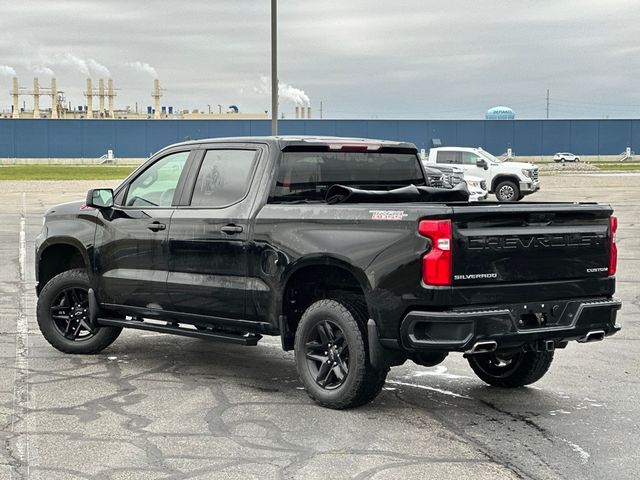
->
[451,203,613,285]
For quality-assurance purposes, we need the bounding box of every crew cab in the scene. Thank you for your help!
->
[35,136,620,409]
[425,147,539,201]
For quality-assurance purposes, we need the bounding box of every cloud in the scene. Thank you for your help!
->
[125,61,157,78]
[1,1,639,118]
[255,75,310,106]
[0,64,17,76]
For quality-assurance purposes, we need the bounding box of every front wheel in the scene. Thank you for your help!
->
[37,269,122,354]
[495,180,520,202]
[294,299,388,409]
[467,351,554,388]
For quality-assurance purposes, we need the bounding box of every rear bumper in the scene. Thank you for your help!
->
[399,297,621,352]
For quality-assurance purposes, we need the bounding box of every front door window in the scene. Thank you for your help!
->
[125,151,190,207]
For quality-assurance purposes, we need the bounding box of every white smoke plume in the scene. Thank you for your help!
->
[55,53,110,77]
[255,75,310,106]
[32,65,55,76]
[0,64,17,76]
[87,58,110,77]
[125,61,158,78]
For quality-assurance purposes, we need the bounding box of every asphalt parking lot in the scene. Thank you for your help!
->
[1,175,638,480]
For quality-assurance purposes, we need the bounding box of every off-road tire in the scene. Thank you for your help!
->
[468,351,554,388]
[495,180,520,202]
[37,269,122,354]
[294,299,388,409]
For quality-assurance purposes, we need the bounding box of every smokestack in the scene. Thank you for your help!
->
[107,78,114,118]
[86,78,93,118]
[306,106,311,119]
[152,79,161,119]
[98,79,105,116]
[50,78,58,119]
[33,77,40,118]
[11,77,19,118]
[295,106,300,119]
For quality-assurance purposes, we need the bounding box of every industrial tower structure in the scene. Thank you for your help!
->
[10,77,62,119]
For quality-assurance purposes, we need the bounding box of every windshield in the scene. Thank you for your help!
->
[476,149,502,163]
[269,150,426,203]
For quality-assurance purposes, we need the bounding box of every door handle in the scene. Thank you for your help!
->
[147,222,166,232]
[221,224,243,235]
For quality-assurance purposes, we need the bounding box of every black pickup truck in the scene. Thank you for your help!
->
[35,136,621,409]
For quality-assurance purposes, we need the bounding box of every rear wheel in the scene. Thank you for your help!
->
[467,351,554,388]
[495,180,519,202]
[37,269,122,354]
[294,299,388,409]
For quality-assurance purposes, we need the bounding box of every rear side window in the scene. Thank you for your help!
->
[190,149,257,207]
[269,151,426,203]
[436,151,462,164]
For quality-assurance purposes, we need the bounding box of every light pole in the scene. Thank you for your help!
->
[207,104,211,114]
[271,0,278,135]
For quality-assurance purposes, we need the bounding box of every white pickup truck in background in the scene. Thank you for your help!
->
[424,147,540,201]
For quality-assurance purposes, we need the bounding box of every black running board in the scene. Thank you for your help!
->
[97,317,261,346]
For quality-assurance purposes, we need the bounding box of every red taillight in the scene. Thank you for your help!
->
[609,215,618,276]
[418,219,452,286]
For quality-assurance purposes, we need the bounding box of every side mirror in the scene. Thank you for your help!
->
[86,188,114,208]
[476,158,488,170]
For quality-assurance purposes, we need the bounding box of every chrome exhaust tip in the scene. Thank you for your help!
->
[578,330,605,343]
[465,340,498,355]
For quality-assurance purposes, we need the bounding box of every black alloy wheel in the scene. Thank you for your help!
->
[304,320,350,390]
[37,269,122,354]
[294,299,388,409]
[470,352,523,377]
[468,350,554,388]
[50,287,95,341]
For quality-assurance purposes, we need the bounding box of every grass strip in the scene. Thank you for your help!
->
[0,165,136,180]
[595,164,640,171]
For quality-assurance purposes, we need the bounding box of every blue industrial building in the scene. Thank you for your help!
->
[0,118,638,158]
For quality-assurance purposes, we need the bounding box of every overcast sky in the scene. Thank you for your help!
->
[1,0,639,119]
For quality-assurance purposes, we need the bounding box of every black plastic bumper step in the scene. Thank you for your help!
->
[97,317,261,346]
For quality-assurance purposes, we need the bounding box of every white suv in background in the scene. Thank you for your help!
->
[553,152,581,162]
[424,147,540,201]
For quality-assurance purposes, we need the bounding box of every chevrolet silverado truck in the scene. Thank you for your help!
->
[35,136,621,409]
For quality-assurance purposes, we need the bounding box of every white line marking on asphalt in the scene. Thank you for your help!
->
[410,365,471,380]
[11,192,30,479]
[386,380,472,399]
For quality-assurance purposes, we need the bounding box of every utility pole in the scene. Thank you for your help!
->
[271,0,278,135]
[546,89,550,120]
